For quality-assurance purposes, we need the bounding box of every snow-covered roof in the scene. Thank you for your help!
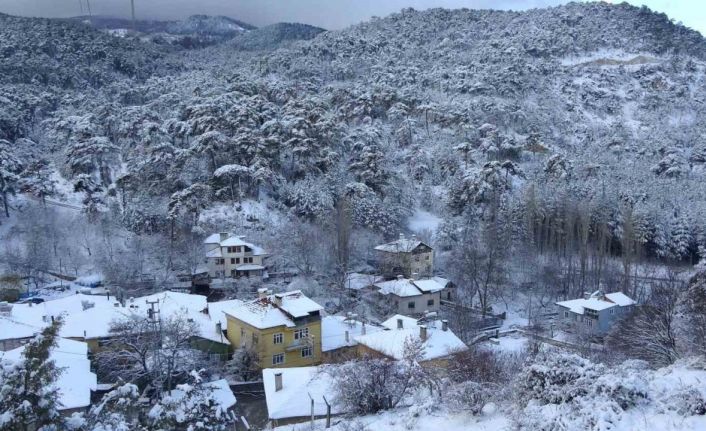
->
[556,291,636,315]
[355,319,467,361]
[1,338,97,410]
[375,278,423,297]
[374,236,429,253]
[167,379,236,411]
[204,233,267,256]
[412,279,445,293]
[224,290,323,330]
[374,277,445,297]
[321,316,384,352]
[605,292,637,306]
[0,293,123,342]
[263,366,343,420]
[1,291,229,346]
[207,299,244,328]
[381,314,419,330]
[431,276,451,287]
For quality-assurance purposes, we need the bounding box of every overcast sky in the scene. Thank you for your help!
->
[0,0,703,35]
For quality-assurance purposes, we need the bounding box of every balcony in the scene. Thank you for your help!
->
[285,335,313,352]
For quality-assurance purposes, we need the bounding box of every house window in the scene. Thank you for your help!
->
[216,258,225,265]
[301,346,313,358]
[240,329,246,345]
[252,333,259,345]
[427,299,434,306]
[294,328,309,340]
[235,246,242,253]
[273,333,283,344]
[564,311,569,318]
[610,309,614,315]
[272,353,284,365]
[235,257,240,264]
[426,255,430,260]
[231,258,236,264]
[408,301,415,309]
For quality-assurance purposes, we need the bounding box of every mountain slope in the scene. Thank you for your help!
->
[3,2,706,261]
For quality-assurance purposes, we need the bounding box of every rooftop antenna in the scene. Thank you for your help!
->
[77,0,83,15]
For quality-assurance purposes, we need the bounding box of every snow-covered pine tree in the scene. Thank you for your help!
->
[147,371,234,431]
[0,319,63,431]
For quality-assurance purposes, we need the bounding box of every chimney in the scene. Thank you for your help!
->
[411,272,418,280]
[274,294,283,307]
[397,318,404,329]
[583,292,591,300]
[107,292,110,300]
[441,320,448,332]
[361,322,366,335]
[258,287,268,299]
[397,274,405,280]
[419,325,427,341]
[216,322,222,334]
[219,232,229,241]
[345,330,349,343]
[50,315,55,323]
[274,372,283,392]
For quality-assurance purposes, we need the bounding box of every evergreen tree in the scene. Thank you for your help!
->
[0,319,63,431]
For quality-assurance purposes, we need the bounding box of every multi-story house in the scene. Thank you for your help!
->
[374,234,433,278]
[555,290,636,335]
[224,289,324,368]
[204,233,268,279]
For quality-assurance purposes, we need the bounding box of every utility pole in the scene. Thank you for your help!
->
[85,0,92,23]
[130,0,136,32]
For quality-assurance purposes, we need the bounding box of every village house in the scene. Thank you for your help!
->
[223,289,324,368]
[374,234,434,278]
[0,291,231,359]
[354,314,467,366]
[373,276,448,316]
[204,232,268,279]
[555,290,636,335]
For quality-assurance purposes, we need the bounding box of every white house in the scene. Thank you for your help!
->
[373,276,447,316]
[555,290,636,335]
[204,233,268,279]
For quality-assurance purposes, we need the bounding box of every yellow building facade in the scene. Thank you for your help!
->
[224,290,323,368]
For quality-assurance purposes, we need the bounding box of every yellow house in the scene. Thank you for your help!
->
[224,289,324,368]
[354,314,468,367]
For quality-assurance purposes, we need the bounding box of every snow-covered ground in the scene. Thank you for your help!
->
[274,407,509,431]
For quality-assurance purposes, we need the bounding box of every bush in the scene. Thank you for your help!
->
[446,381,491,415]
